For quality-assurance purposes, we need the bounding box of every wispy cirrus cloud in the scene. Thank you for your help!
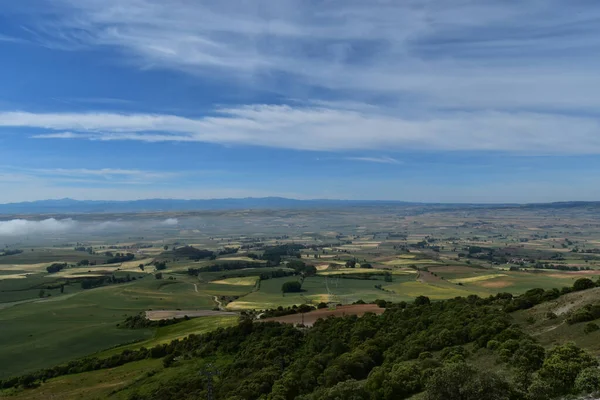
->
[346,156,401,165]
[7,0,600,112]
[31,132,86,139]
[0,0,598,157]
[3,105,600,154]
[0,166,183,186]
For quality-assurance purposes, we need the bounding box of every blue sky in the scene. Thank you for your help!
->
[1,0,600,203]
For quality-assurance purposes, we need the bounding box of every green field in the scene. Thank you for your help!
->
[194,267,293,283]
[226,275,416,309]
[383,280,488,299]
[0,276,227,379]
[0,249,110,265]
[1,358,163,400]
[96,315,238,357]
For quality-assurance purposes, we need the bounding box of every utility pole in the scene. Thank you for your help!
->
[201,363,220,400]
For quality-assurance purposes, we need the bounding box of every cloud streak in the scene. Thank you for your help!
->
[8,0,600,112]
[347,156,401,165]
[0,166,185,186]
[2,106,600,154]
[0,218,77,236]
[0,217,182,236]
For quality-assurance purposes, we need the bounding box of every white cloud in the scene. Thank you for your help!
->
[1,0,599,167]
[32,132,87,139]
[9,0,600,112]
[3,105,600,154]
[0,218,78,236]
[0,166,182,186]
[0,217,183,236]
[347,156,401,165]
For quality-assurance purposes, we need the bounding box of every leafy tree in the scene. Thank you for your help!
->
[534,342,598,396]
[282,281,302,293]
[425,363,511,400]
[584,322,599,334]
[46,263,67,273]
[366,363,422,400]
[573,278,595,291]
[414,296,431,306]
[309,379,370,400]
[162,354,176,368]
[575,367,600,394]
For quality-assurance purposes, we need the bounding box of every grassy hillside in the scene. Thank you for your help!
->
[0,276,225,378]
[4,279,600,400]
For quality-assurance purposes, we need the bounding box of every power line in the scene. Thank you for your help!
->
[200,363,220,400]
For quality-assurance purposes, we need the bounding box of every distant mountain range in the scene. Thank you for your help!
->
[0,197,415,214]
[0,197,597,215]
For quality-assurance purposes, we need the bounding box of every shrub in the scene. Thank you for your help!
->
[584,322,599,334]
[573,278,595,292]
[575,367,600,394]
[281,281,302,293]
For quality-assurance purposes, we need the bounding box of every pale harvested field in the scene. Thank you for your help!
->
[0,263,51,272]
[47,273,105,278]
[382,259,437,266]
[216,257,259,262]
[449,274,507,284]
[318,268,387,275]
[261,304,385,327]
[0,273,31,280]
[548,273,582,279]
[478,280,512,288]
[428,266,480,274]
[211,276,258,286]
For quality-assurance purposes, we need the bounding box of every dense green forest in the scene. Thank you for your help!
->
[2,279,600,399]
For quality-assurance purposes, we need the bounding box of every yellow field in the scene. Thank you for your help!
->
[0,273,31,280]
[392,269,418,275]
[226,301,275,310]
[216,256,261,262]
[119,258,155,270]
[0,263,51,272]
[449,274,507,284]
[211,276,259,286]
[317,268,416,276]
[48,273,105,279]
[382,259,438,266]
[318,268,385,275]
